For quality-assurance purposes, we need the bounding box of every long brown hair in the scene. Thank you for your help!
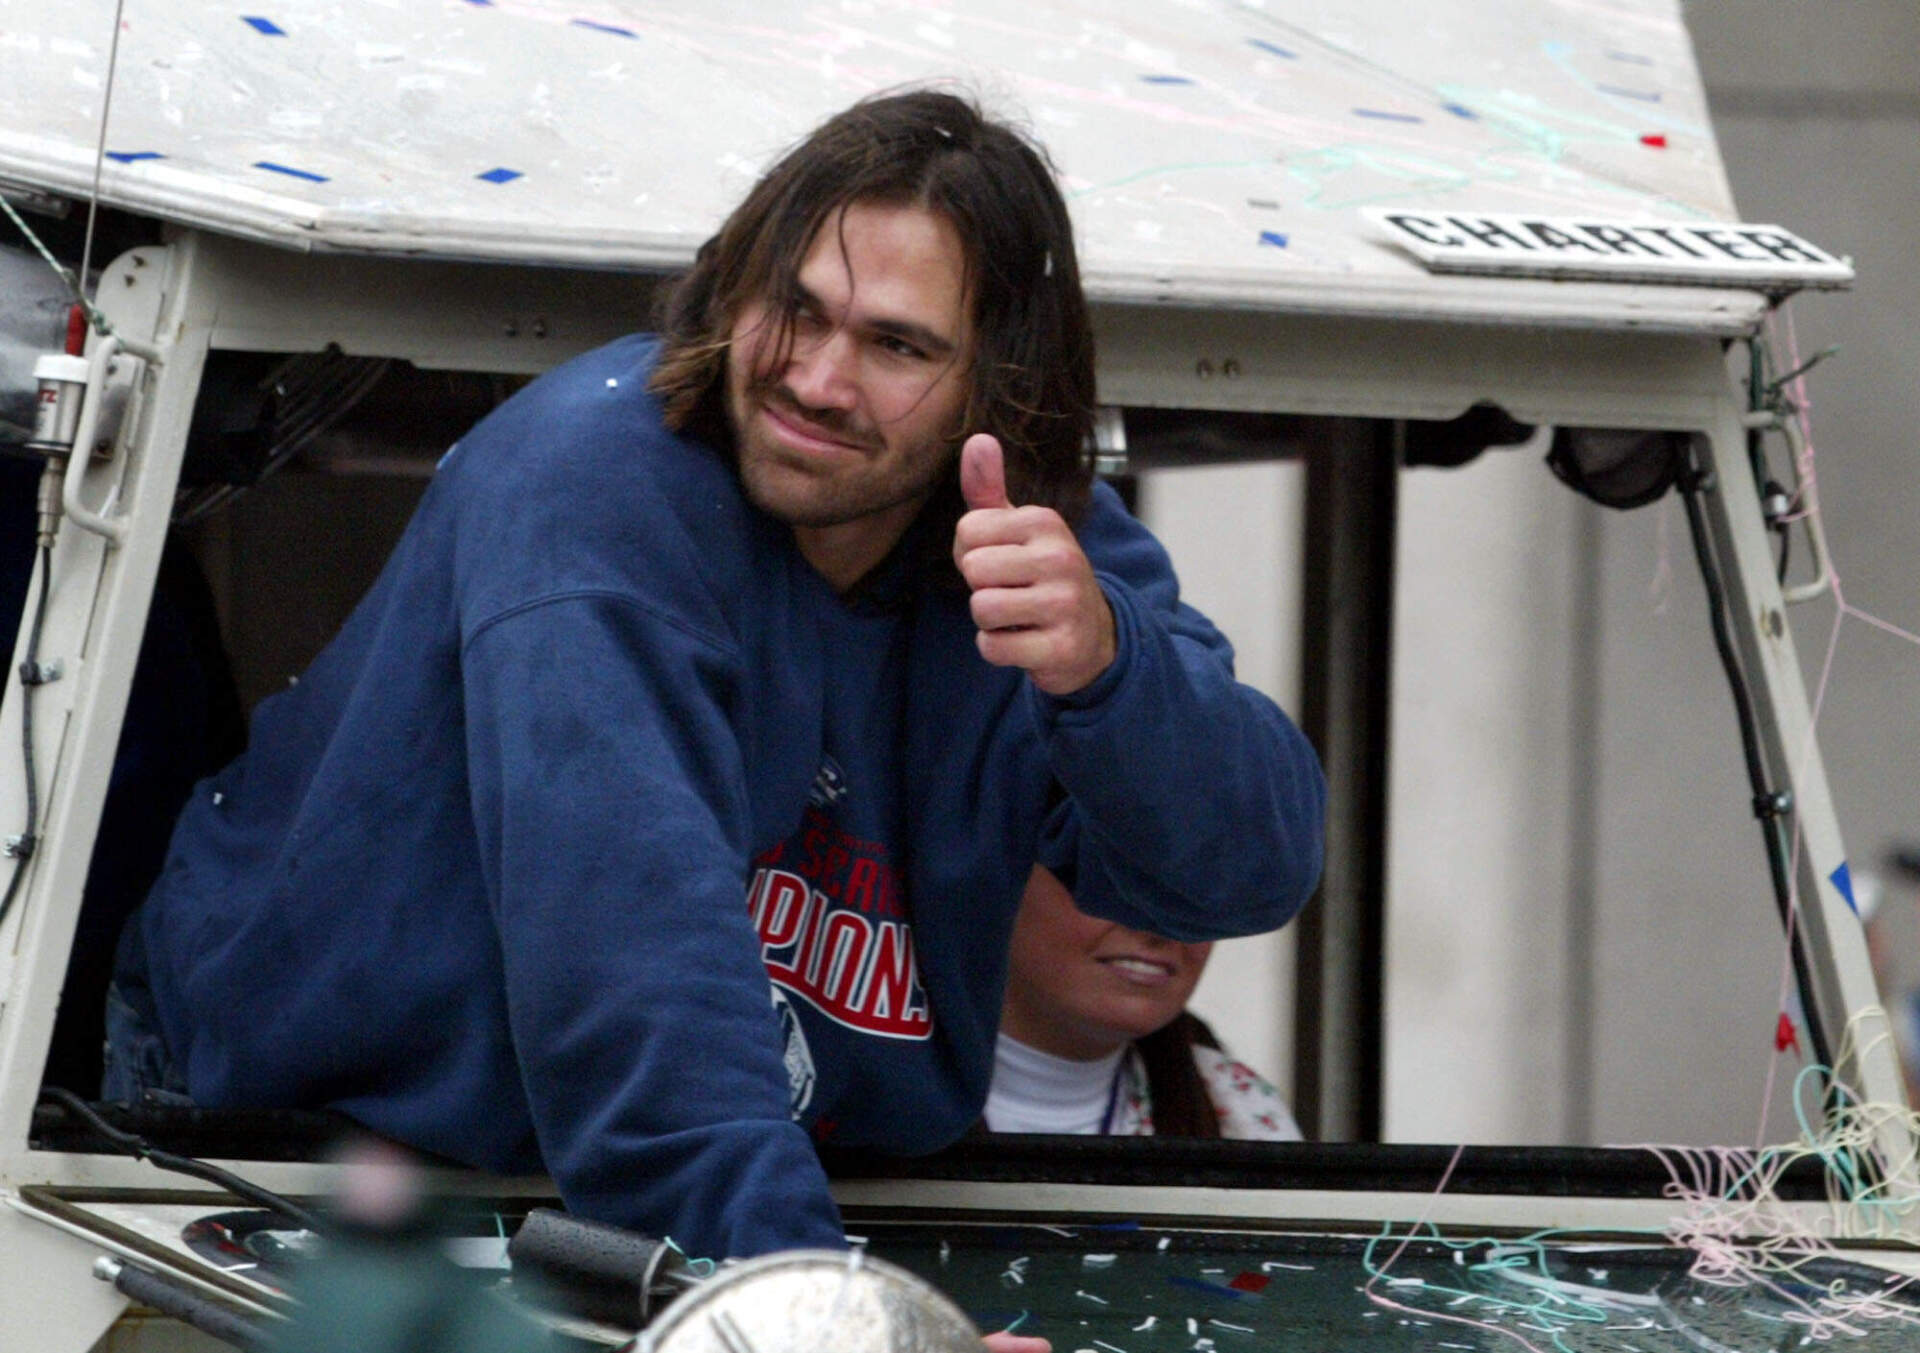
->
[1136,1012,1224,1138]
[650,88,1096,537]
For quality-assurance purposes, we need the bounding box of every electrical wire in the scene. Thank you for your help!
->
[39,1087,328,1235]
[0,543,52,933]
[1674,449,1837,1086]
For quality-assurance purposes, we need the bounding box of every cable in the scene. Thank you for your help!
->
[1674,452,1837,1085]
[40,1087,328,1235]
[76,0,131,319]
[0,542,52,933]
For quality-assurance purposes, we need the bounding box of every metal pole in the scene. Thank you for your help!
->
[1292,417,1398,1143]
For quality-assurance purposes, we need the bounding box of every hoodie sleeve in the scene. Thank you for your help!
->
[461,590,844,1259]
[1031,482,1326,942]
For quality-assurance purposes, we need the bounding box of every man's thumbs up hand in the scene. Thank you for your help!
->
[952,433,1116,697]
[960,431,1013,512]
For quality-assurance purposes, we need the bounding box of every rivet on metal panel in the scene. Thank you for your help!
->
[532,318,549,339]
[1195,358,1214,379]
[504,318,520,337]
[1765,608,1784,638]
[1222,358,1241,378]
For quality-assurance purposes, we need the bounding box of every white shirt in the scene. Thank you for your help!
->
[982,1034,1126,1134]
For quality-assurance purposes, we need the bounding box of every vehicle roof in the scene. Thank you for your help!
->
[0,0,1768,332]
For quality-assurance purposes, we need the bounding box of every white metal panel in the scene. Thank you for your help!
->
[0,0,1766,329]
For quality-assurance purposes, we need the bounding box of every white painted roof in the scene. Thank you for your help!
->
[0,0,1775,331]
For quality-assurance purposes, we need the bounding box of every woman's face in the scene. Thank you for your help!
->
[999,865,1213,1061]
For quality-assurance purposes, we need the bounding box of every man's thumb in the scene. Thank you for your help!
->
[960,433,1011,511]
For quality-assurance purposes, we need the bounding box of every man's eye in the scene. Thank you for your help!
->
[876,335,927,360]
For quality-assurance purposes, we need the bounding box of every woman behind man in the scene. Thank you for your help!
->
[986,865,1302,1140]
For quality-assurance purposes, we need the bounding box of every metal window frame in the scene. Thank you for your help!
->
[0,230,1905,1349]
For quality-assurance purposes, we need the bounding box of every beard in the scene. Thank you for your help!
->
[731,383,957,530]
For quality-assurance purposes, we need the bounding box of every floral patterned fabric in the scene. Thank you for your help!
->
[1109,1043,1303,1141]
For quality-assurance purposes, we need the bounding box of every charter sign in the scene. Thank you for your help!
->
[1364,209,1852,291]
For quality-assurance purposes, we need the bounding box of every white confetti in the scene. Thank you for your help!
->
[1083,1254,1117,1268]
[1131,1316,1157,1332]
[1075,1290,1109,1306]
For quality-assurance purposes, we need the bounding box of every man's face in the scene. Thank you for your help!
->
[725,200,974,583]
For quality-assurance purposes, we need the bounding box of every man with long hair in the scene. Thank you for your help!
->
[112,89,1325,1272]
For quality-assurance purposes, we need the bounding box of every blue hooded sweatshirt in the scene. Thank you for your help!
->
[126,336,1325,1259]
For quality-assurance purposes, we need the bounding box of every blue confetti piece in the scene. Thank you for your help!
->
[253,161,329,183]
[104,150,164,163]
[1442,102,1478,120]
[1247,38,1296,59]
[1606,50,1654,66]
[1354,107,1423,123]
[1169,1276,1256,1302]
[1259,231,1289,248]
[1140,74,1195,85]
[464,0,495,5]
[241,15,286,35]
[1597,84,1662,102]
[1831,862,1857,914]
[476,167,523,184]
[571,18,638,37]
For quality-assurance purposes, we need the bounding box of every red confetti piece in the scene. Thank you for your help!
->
[1640,134,1667,148]
[1775,1012,1800,1054]
[1228,1272,1271,1293]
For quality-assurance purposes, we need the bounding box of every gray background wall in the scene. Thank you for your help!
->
[1174,0,1920,1146]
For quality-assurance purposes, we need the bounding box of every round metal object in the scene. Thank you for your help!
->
[643,1249,981,1353]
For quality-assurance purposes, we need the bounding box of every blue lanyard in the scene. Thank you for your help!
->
[1099,1053,1128,1135]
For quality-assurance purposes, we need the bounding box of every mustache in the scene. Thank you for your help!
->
[754,384,885,451]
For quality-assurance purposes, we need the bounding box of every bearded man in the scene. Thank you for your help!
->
[111,90,1326,1276]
